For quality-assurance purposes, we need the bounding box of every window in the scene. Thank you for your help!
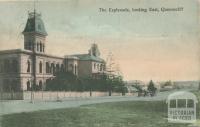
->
[100,64,103,71]
[46,62,49,73]
[37,43,39,51]
[187,99,194,108]
[42,44,45,52]
[27,81,31,91]
[94,63,96,69]
[40,42,42,52]
[61,64,64,72]
[39,61,42,73]
[56,64,60,72]
[74,64,77,75]
[70,64,73,73]
[39,81,42,90]
[170,99,176,108]
[178,99,186,108]
[27,60,30,72]
[51,63,55,74]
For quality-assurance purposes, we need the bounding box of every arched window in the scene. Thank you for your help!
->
[39,80,42,90]
[70,64,73,73]
[51,63,55,74]
[27,81,31,91]
[100,64,103,71]
[42,44,45,52]
[74,64,77,75]
[46,62,49,73]
[37,43,39,51]
[39,61,42,73]
[40,42,42,52]
[56,64,60,72]
[61,64,64,72]
[97,64,99,71]
[27,60,31,72]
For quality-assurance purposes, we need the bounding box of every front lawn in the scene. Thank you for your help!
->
[1,101,193,127]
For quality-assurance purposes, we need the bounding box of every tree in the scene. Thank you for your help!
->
[45,71,127,95]
[161,80,173,88]
[147,80,157,96]
[132,84,143,93]
[199,82,200,91]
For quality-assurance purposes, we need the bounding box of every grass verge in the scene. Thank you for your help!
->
[1,100,194,127]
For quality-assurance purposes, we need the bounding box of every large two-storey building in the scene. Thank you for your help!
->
[0,11,105,92]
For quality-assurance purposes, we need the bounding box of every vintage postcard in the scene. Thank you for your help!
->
[0,0,199,127]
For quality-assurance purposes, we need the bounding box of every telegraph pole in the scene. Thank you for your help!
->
[31,1,37,103]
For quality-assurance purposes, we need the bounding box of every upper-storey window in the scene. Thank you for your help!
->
[37,43,39,51]
[40,42,42,52]
[74,64,77,75]
[94,63,96,69]
[46,62,50,73]
[100,64,103,71]
[97,64,99,71]
[42,44,45,52]
[27,60,30,73]
[39,61,42,73]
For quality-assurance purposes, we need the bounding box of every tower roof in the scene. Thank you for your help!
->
[22,11,47,36]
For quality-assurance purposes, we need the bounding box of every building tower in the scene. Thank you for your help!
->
[22,10,47,53]
[89,43,100,57]
[22,10,48,91]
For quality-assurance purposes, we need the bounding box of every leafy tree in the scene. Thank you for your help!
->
[147,80,157,96]
[45,72,127,94]
[161,80,173,88]
[199,82,200,91]
[132,84,143,93]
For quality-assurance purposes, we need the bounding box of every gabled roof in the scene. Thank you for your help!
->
[22,11,47,36]
[72,54,105,62]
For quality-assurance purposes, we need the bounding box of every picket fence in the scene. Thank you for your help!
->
[0,91,135,100]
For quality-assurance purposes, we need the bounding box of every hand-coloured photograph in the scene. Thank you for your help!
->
[0,0,199,127]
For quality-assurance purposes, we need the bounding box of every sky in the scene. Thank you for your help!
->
[0,0,199,81]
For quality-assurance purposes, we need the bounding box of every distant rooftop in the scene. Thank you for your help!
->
[72,54,105,62]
